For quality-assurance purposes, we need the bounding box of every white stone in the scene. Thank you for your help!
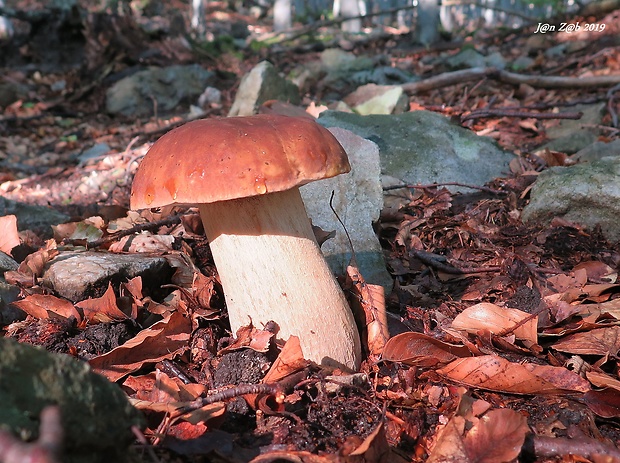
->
[301,128,393,290]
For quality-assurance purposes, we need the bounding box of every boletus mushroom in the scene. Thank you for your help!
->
[130,115,362,370]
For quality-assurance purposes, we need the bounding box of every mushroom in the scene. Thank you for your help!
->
[130,114,362,370]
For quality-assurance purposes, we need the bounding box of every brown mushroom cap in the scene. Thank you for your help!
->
[130,114,351,210]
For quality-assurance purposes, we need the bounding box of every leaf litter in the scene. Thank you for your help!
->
[1,3,620,462]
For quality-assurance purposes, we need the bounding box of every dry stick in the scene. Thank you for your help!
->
[67,214,188,249]
[411,250,501,275]
[383,182,505,195]
[402,67,620,94]
[172,383,283,419]
[532,435,620,460]
[462,109,583,122]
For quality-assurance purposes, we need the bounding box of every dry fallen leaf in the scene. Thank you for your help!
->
[451,302,538,346]
[382,332,472,367]
[552,326,620,360]
[428,409,529,463]
[76,282,129,323]
[437,355,589,394]
[89,310,191,382]
[0,215,20,254]
[11,294,81,322]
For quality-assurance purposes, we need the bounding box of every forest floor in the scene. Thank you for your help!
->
[1,1,620,462]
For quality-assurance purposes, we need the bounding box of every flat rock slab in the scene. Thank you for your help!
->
[228,60,300,117]
[522,158,620,243]
[301,128,393,290]
[0,338,142,463]
[318,110,514,192]
[42,251,171,302]
[106,64,214,117]
[0,196,69,237]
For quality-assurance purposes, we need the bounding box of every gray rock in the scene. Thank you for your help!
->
[349,66,417,86]
[0,338,142,463]
[0,250,18,273]
[445,48,487,69]
[485,52,506,70]
[106,64,214,117]
[522,158,620,243]
[42,251,171,302]
[228,61,300,116]
[0,278,21,325]
[571,139,620,163]
[301,128,393,290]
[541,103,605,154]
[0,196,68,237]
[317,111,514,193]
[0,81,29,107]
[511,56,535,72]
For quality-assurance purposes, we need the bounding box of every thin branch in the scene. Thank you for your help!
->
[383,182,505,195]
[462,109,583,122]
[402,67,620,94]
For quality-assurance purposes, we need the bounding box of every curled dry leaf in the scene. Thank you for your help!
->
[108,233,176,253]
[451,302,538,346]
[382,332,472,367]
[5,239,58,286]
[428,409,529,463]
[75,282,129,323]
[0,214,20,254]
[437,355,589,394]
[11,294,81,322]
[89,310,191,382]
[583,388,620,418]
[573,261,618,284]
[346,265,389,357]
[218,322,275,354]
[586,370,620,392]
[552,326,620,358]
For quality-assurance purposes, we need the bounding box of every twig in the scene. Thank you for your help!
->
[383,182,505,195]
[172,383,283,419]
[530,435,620,460]
[402,67,620,94]
[65,214,190,249]
[411,250,501,275]
[462,109,583,122]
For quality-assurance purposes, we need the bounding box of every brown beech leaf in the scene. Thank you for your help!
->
[11,294,81,322]
[346,265,389,357]
[463,409,529,463]
[553,326,620,358]
[218,322,274,354]
[89,310,191,382]
[574,261,617,284]
[0,215,20,254]
[583,388,620,418]
[437,355,586,394]
[76,283,129,323]
[451,302,538,345]
[521,363,590,392]
[428,409,529,463]
[263,336,308,383]
[108,234,176,253]
[5,239,58,286]
[586,370,620,392]
[427,416,468,463]
[382,332,472,367]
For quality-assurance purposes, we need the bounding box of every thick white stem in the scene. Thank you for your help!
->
[199,188,362,370]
